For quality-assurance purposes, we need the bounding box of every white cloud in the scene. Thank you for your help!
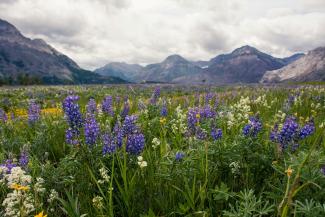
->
[1,0,325,69]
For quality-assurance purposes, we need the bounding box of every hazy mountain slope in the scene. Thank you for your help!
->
[261,47,325,83]
[95,62,144,82]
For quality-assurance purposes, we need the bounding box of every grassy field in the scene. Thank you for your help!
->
[0,84,324,217]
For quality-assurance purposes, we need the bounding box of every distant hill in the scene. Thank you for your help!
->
[95,62,144,82]
[0,19,125,85]
[261,47,325,83]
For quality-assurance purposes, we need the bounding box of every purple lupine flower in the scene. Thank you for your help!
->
[187,108,200,132]
[63,95,83,130]
[291,143,299,152]
[28,101,40,124]
[270,124,279,142]
[211,128,222,140]
[86,98,97,114]
[1,159,17,173]
[243,117,262,137]
[205,92,214,105]
[102,96,114,116]
[120,102,130,118]
[126,133,145,155]
[84,114,100,146]
[122,115,138,135]
[102,133,116,155]
[201,105,216,119]
[0,108,7,123]
[278,117,299,145]
[175,152,185,161]
[161,104,168,117]
[150,86,160,104]
[19,151,29,168]
[196,127,207,140]
[65,128,79,145]
[299,120,315,139]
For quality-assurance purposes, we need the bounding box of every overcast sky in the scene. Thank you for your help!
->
[1,0,325,69]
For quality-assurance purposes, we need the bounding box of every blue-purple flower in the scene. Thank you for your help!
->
[84,114,100,146]
[299,120,315,139]
[19,151,29,168]
[102,133,117,155]
[211,128,222,140]
[65,128,79,145]
[150,86,161,104]
[120,102,130,118]
[0,159,17,173]
[175,152,185,161]
[0,108,7,123]
[270,117,315,151]
[243,117,262,137]
[126,133,145,155]
[161,104,168,117]
[122,115,138,135]
[102,96,114,116]
[28,101,40,124]
[86,98,97,114]
[63,95,83,130]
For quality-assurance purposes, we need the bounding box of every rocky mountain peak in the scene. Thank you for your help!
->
[0,19,24,40]
[231,45,258,56]
[163,54,188,64]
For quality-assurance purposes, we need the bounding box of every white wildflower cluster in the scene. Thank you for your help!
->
[34,177,46,194]
[98,167,110,184]
[92,196,104,209]
[170,105,187,134]
[274,110,286,127]
[227,96,251,129]
[152,138,161,149]
[4,167,32,187]
[47,189,59,203]
[254,94,270,108]
[294,95,303,107]
[229,161,241,176]
[1,166,35,217]
[137,156,147,169]
[2,190,35,217]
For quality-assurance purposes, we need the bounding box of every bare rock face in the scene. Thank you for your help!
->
[0,19,125,84]
[261,47,325,83]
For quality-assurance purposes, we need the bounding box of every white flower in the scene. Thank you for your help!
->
[138,161,147,168]
[137,156,148,169]
[99,167,110,183]
[92,196,104,209]
[47,189,59,203]
[152,138,161,149]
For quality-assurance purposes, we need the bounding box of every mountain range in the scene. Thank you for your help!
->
[96,45,307,84]
[0,19,125,85]
[1,18,324,85]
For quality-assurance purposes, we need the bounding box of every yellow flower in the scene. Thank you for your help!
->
[160,118,166,125]
[41,108,62,116]
[195,113,200,119]
[34,211,47,217]
[285,167,293,177]
[10,183,29,191]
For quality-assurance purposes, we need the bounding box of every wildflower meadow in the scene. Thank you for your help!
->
[0,84,325,217]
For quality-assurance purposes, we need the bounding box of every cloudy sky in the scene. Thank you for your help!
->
[1,0,325,69]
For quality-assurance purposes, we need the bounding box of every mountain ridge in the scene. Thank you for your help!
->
[0,19,126,85]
